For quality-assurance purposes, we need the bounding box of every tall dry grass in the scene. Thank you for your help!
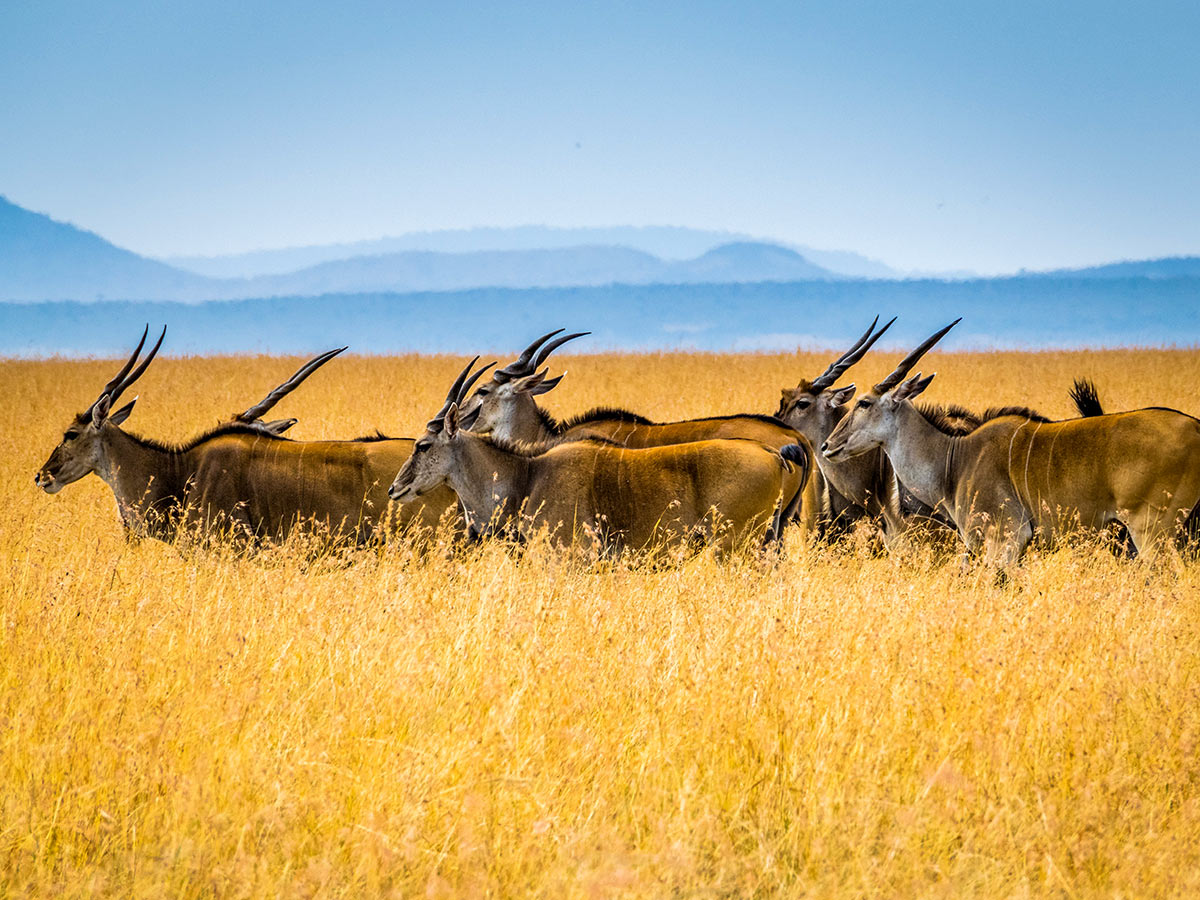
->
[2,348,1200,898]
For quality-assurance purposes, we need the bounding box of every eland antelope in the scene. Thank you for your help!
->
[35,328,458,545]
[390,358,808,553]
[778,318,1117,547]
[822,321,1200,567]
[460,329,822,533]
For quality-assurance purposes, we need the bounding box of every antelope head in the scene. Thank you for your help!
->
[776,316,895,447]
[822,319,960,461]
[389,356,495,502]
[35,325,166,493]
[459,329,588,441]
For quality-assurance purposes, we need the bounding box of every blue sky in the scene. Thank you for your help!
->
[2,0,1197,274]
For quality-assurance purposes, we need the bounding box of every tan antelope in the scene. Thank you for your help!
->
[821,321,1200,567]
[35,328,459,545]
[460,329,821,533]
[390,359,809,553]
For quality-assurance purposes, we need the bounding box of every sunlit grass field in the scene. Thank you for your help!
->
[3,347,1200,898]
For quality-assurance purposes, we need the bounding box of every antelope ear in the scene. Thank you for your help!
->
[444,402,460,438]
[262,417,297,435]
[513,368,549,394]
[529,372,564,395]
[91,394,112,426]
[893,372,935,401]
[830,384,856,406]
[109,397,137,426]
[911,373,936,397]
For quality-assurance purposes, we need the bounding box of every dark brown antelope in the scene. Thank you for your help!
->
[35,328,459,545]
[460,329,821,534]
[391,359,808,553]
[822,321,1200,567]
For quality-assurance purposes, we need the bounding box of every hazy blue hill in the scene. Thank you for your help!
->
[219,242,837,298]
[1,197,855,300]
[235,245,668,296]
[1036,256,1200,280]
[0,196,213,301]
[163,225,898,279]
[3,276,1195,357]
[667,242,837,282]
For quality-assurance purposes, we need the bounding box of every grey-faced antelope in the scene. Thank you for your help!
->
[775,316,917,543]
[778,318,1119,548]
[459,329,821,534]
[822,321,1200,568]
[390,359,808,554]
[35,328,458,545]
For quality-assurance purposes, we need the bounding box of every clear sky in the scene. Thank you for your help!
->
[2,0,1197,274]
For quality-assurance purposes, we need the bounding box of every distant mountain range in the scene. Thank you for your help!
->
[163,225,901,280]
[1033,256,1200,280]
[2,197,850,301]
[1,194,1198,353]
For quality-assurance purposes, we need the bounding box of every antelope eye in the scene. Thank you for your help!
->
[63,430,80,441]
[476,387,490,397]
[858,399,872,408]
[414,440,432,452]
[795,399,811,409]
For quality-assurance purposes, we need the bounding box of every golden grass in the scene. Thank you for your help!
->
[3,348,1200,898]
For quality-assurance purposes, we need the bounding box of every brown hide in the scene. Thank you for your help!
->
[561,416,821,536]
[956,410,1200,551]
[183,433,455,541]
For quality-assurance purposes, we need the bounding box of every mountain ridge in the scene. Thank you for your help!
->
[3,196,1198,311]
[162,224,900,279]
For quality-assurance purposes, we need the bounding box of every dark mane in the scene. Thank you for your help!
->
[124,422,292,453]
[557,408,790,433]
[478,432,624,457]
[556,406,654,432]
[352,430,394,442]
[917,401,1052,436]
[534,404,565,435]
[980,405,1051,423]
[915,403,982,435]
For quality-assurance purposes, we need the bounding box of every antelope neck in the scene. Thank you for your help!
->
[98,427,189,528]
[880,402,957,513]
[448,434,533,533]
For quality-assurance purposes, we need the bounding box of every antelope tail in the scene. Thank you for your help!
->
[780,443,810,480]
[1070,378,1105,417]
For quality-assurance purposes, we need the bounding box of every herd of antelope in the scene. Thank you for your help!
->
[35,319,1200,570]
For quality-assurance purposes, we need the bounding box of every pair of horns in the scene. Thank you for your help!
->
[88,324,167,418]
[804,316,961,396]
[808,315,896,392]
[873,318,961,393]
[236,346,347,423]
[429,356,497,430]
[493,328,589,383]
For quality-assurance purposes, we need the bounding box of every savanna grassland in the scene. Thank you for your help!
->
[3,346,1200,898]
